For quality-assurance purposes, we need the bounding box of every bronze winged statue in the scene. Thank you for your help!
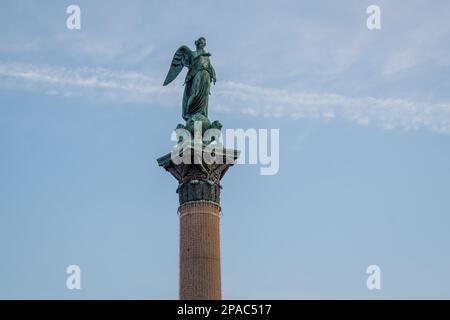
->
[163,37,216,122]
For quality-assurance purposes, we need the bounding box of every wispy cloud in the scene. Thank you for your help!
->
[0,39,42,54]
[1,61,450,134]
[0,62,176,104]
[382,19,450,76]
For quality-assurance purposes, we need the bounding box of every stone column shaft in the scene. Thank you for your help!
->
[179,201,222,300]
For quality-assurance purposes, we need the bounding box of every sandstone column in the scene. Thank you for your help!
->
[179,201,221,299]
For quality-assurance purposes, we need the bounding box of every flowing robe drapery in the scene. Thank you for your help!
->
[182,53,215,121]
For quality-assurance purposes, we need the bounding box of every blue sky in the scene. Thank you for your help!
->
[0,0,450,299]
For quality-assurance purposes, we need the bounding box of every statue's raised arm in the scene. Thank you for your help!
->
[163,45,193,86]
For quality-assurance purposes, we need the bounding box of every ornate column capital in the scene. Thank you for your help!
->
[157,144,239,205]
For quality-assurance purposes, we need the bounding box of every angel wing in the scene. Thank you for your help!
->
[163,46,193,86]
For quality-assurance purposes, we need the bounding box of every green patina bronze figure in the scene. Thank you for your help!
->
[158,37,240,205]
[163,37,219,134]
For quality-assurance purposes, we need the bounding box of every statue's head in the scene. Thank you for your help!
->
[195,37,206,50]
